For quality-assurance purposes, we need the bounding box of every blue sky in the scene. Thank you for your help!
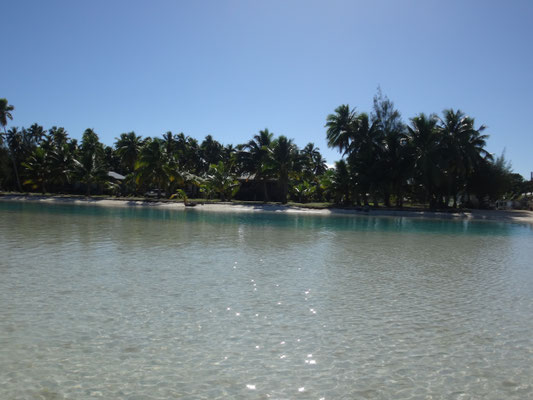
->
[2,0,532,178]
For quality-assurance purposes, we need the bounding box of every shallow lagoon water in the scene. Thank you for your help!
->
[1,201,532,399]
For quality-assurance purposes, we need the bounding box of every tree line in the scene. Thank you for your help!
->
[0,95,530,208]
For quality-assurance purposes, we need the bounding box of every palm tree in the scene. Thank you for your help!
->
[76,129,107,196]
[5,127,23,191]
[48,126,69,147]
[75,152,108,196]
[200,135,223,172]
[407,113,442,208]
[0,99,22,191]
[22,147,51,194]
[25,123,45,146]
[48,143,77,187]
[269,135,301,204]
[326,105,381,205]
[0,99,14,136]
[290,180,316,203]
[301,143,327,177]
[370,90,408,207]
[114,132,143,174]
[135,138,178,196]
[241,128,274,201]
[439,109,492,207]
[162,131,176,156]
[205,161,240,201]
[183,137,202,173]
[325,105,358,155]
[332,159,353,205]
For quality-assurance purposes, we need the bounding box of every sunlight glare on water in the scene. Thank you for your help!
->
[0,201,532,399]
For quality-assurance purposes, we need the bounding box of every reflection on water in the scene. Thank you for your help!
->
[0,201,532,399]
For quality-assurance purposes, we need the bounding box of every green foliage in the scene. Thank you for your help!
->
[290,180,317,203]
[2,90,522,210]
[170,188,189,204]
[204,161,240,201]
[135,138,178,194]
[115,132,143,174]
[0,98,15,131]
[22,147,50,193]
[268,136,301,204]
[74,130,108,196]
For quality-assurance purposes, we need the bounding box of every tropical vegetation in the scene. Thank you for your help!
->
[1,95,530,209]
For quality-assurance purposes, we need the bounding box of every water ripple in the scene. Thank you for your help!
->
[0,202,532,399]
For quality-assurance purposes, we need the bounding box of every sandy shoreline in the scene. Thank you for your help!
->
[1,194,533,225]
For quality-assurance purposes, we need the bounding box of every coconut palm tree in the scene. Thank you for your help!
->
[205,161,240,201]
[407,113,443,208]
[0,99,14,137]
[48,143,77,187]
[439,109,492,207]
[331,159,353,205]
[0,99,22,191]
[22,147,51,194]
[241,128,274,201]
[115,131,143,174]
[76,129,107,196]
[47,126,69,147]
[301,143,328,177]
[200,135,223,172]
[135,138,178,196]
[5,127,24,191]
[183,136,202,174]
[325,105,359,155]
[370,90,408,207]
[162,131,176,156]
[75,152,108,196]
[269,135,301,204]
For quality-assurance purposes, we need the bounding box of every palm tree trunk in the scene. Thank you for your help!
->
[5,128,22,192]
[11,154,22,192]
[281,180,288,204]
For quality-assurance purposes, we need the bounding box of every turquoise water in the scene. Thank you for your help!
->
[1,201,532,399]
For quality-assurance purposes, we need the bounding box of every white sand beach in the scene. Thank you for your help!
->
[2,194,533,225]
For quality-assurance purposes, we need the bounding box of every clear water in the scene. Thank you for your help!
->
[1,201,532,399]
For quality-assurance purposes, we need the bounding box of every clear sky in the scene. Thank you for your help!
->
[2,0,532,178]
